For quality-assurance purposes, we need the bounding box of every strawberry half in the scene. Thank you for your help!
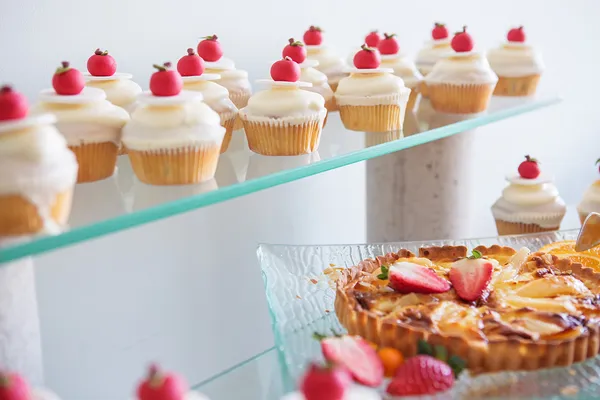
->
[449,251,493,302]
[316,334,383,387]
[385,262,451,294]
[387,355,454,396]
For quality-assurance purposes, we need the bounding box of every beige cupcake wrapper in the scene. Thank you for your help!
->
[494,220,560,236]
[427,82,496,114]
[338,104,405,133]
[69,142,118,183]
[127,145,221,185]
[493,75,541,97]
[219,111,237,153]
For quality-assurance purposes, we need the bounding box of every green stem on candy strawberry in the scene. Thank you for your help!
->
[55,61,72,75]
[153,62,172,72]
[94,48,109,56]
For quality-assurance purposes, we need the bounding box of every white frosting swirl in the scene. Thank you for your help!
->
[335,72,411,106]
[122,99,225,151]
[183,80,238,116]
[578,181,600,215]
[381,55,423,88]
[86,78,142,109]
[205,61,252,95]
[307,46,348,83]
[491,181,566,227]
[242,86,325,118]
[415,39,453,74]
[487,43,545,77]
[0,116,78,233]
[300,66,333,101]
[425,52,498,85]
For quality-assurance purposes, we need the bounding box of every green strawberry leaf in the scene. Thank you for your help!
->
[467,249,482,260]
[434,345,448,362]
[377,265,390,280]
[417,339,433,356]
[448,355,467,378]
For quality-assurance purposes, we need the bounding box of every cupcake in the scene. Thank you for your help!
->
[378,33,423,112]
[198,35,251,129]
[577,160,600,224]
[415,23,453,98]
[84,49,142,113]
[335,45,411,133]
[491,155,566,235]
[122,62,224,185]
[239,57,326,156]
[424,27,498,114]
[178,48,238,153]
[0,85,77,237]
[303,26,348,92]
[136,364,210,400]
[32,61,129,183]
[487,26,544,96]
[282,38,335,114]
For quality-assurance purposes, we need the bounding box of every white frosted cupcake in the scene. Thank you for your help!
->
[282,38,335,115]
[377,33,423,112]
[122,62,224,185]
[416,23,454,98]
[32,61,129,183]
[303,26,348,91]
[491,156,566,235]
[335,45,410,133]
[239,57,326,156]
[425,27,498,114]
[178,48,238,153]
[0,85,77,237]
[577,160,600,224]
[487,26,544,96]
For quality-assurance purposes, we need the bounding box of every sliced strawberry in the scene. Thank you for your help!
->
[318,335,383,387]
[449,257,493,301]
[387,355,454,396]
[388,262,451,294]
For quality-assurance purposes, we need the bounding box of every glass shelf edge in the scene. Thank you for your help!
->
[0,96,561,265]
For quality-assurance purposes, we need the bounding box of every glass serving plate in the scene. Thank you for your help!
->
[258,229,600,399]
[0,95,560,264]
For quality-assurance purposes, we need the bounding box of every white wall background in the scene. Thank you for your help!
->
[1,0,600,398]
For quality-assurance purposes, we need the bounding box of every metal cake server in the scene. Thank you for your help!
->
[575,212,600,252]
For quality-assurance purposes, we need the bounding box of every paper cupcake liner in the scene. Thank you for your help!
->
[0,190,73,236]
[406,90,419,112]
[69,142,118,183]
[127,145,221,185]
[420,81,430,98]
[325,96,338,112]
[219,113,236,153]
[329,81,339,92]
[241,113,325,156]
[339,103,405,133]
[118,144,128,156]
[580,211,590,225]
[495,220,559,236]
[230,90,251,131]
[493,75,541,97]
[428,82,496,114]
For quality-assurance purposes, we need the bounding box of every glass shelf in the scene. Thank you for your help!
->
[0,96,560,263]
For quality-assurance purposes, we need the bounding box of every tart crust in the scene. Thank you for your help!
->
[334,246,600,374]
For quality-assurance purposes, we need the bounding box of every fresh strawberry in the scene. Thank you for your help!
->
[87,48,117,77]
[0,371,31,400]
[136,364,187,400]
[507,26,526,43]
[52,61,85,95]
[303,26,323,46]
[314,334,383,387]
[353,45,381,69]
[197,35,223,62]
[282,38,306,64]
[451,26,474,52]
[0,86,28,121]
[379,262,451,294]
[300,362,351,400]
[386,355,454,396]
[365,31,382,47]
[449,250,493,302]
[432,22,449,40]
[518,155,540,179]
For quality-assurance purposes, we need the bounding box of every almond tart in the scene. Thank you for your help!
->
[335,245,600,374]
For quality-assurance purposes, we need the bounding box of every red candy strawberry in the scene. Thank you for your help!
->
[303,26,323,46]
[52,61,85,95]
[451,26,474,52]
[432,22,449,40]
[365,31,382,47]
[150,62,183,97]
[137,364,187,400]
[378,33,400,55]
[282,38,306,64]
[518,155,541,179]
[0,86,28,122]
[387,355,454,397]
[378,262,451,294]
[507,26,526,43]
[449,250,493,302]
[270,57,300,82]
[353,45,381,69]
[300,362,351,400]
[87,48,117,77]
[197,35,223,62]
[314,333,384,387]
[177,48,205,77]
[0,371,31,400]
